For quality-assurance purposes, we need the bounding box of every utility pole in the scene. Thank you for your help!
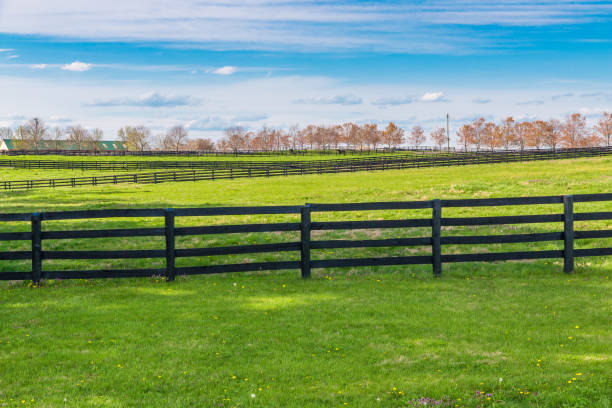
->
[446,113,450,151]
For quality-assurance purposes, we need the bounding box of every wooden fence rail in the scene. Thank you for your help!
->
[1,147,611,191]
[1,147,611,172]
[1,193,611,283]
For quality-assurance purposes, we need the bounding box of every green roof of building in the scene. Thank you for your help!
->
[1,139,128,151]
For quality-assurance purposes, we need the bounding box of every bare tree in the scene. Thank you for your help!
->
[287,124,300,150]
[500,117,515,150]
[542,119,562,151]
[408,125,426,148]
[51,127,64,150]
[430,127,446,150]
[471,118,485,151]
[87,128,104,151]
[25,117,47,153]
[117,125,151,151]
[164,125,189,152]
[13,125,31,149]
[0,127,13,139]
[594,112,612,147]
[223,126,248,154]
[186,138,216,151]
[67,125,89,150]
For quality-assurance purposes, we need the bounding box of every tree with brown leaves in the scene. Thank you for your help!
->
[408,125,426,148]
[382,122,405,149]
[561,113,588,148]
[594,112,612,147]
[430,127,446,150]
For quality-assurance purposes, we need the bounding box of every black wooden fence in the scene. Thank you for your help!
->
[1,193,610,283]
[2,147,612,191]
[1,147,611,172]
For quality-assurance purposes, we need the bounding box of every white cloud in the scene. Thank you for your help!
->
[31,64,47,69]
[87,92,200,108]
[0,49,14,52]
[472,97,492,104]
[185,114,267,131]
[516,99,544,106]
[213,66,238,75]
[1,1,609,53]
[372,96,415,106]
[61,61,92,72]
[294,95,362,105]
[421,92,446,102]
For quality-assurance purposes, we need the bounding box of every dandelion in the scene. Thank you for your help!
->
[575,325,579,329]
[250,394,256,399]
[499,377,503,383]
[576,373,582,376]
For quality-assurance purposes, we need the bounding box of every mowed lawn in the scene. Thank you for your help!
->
[0,157,611,407]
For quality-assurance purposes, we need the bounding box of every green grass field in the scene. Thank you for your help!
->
[0,156,611,407]
[0,150,426,164]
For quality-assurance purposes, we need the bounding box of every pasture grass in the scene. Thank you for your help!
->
[0,156,611,407]
[0,150,425,163]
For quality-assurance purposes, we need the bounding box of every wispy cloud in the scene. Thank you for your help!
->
[185,114,267,131]
[472,97,491,104]
[213,66,238,75]
[551,93,574,100]
[31,64,47,69]
[372,96,415,106]
[6,55,19,59]
[294,95,362,105]
[62,61,92,72]
[0,49,14,52]
[86,92,200,108]
[516,99,545,106]
[1,1,610,53]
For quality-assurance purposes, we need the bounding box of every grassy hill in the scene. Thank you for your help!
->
[0,156,610,407]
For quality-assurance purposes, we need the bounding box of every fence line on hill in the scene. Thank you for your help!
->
[0,193,611,283]
[0,147,444,157]
[0,147,610,172]
[1,147,611,191]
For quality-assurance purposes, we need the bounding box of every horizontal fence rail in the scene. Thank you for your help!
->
[1,147,611,191]
[0,147,446,158]
[0,193,610,283]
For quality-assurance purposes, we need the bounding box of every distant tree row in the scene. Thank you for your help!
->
[217,112,611,152]
[0,118,107,152]
[455,113,611,152]
[1,112,610,152]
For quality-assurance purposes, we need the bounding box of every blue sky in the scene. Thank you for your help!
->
[0,0,611,141]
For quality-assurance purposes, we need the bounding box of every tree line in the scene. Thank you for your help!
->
[1,112,610,152]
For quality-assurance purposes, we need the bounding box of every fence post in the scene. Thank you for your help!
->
[300,204,312,278]
[563,195,574,273]
[31,213,42,284]
[164,209,176,282]
[432,200,442,277]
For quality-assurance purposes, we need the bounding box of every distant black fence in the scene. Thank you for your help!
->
[1,193,610,283]
[0,147,441,157]
[1,147,611,191]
